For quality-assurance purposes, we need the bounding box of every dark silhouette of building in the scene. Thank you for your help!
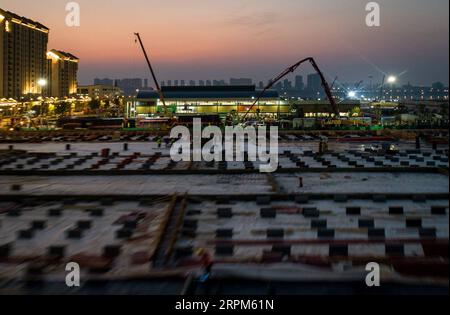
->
[115,78,143,96]
[230,78,253,86]
[283,79,292,90]
[307,73,322,97]
[94,78,114,86]
[295,75,304,91]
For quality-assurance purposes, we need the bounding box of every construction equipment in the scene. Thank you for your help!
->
[242,57,340,121]
[330,76,338,89]
[354,80,364,90]
[134,33,169,117]
[379,74,386,101]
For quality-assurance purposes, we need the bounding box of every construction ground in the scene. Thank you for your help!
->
[0,130,448,294]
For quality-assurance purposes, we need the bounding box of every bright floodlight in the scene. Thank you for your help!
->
[387,76,397,84]
[347,91,356,98]
[37,78,47,87]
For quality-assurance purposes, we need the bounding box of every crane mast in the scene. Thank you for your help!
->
[134,33,169,116]
[330,76,338,89]
[242,57,340,120]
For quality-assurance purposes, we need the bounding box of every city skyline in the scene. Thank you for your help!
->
[0,1,448,300]
[1,0,449,86]
[91,76,448,88]
[88,75,449,102]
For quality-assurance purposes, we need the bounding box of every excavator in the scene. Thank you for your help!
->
[240,57,341,124]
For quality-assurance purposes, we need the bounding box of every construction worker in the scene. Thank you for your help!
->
[323,139,329,152]
[415,134,421,150]
[156,137,162,148]
[195,248,213,282]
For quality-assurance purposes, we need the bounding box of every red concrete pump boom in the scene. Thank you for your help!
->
[242,57,340,120]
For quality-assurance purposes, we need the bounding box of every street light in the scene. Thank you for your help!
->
[347,91,356,98]
[387,76,397,84]
[37,79,48,117]
[37,78,47,87]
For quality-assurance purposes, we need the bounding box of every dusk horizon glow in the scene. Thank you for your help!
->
[1,0,448,86]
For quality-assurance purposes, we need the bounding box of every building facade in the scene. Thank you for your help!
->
[46,49,79,98]
[290,100,360,118]
[126,85,288,118]
[295,75,304,91]
[94,78,114,86]
[115,78,143,96]
[306,73,322,96]
[229,78,253,86]
[77,84,123,99]
[330,83,449,102]
[0,8,49,99]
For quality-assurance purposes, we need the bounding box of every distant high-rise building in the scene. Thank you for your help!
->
[0,9,49,98]
[432,82,445,90]
[161,81,166,87]
[77,85,123,99]
[274,82,283,91]
[230,78,253,86]
[116,78,143,96]
[189,80,196,86]
[283,79,292,90]
[94,78,114,86]
[46,50,79,97]
[307,73,322,94]
[143,79,149,89]
[199,80,205,86]
[167,80,172,86]
[295,75,304,91]
[258,81,264,89]
[180,80,185,86]
[174,80,179,86]
[206,80,212,86]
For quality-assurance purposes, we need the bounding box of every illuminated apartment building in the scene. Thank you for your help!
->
[0,8,49,99]
[46,49,79,97]
[77,84,123,99]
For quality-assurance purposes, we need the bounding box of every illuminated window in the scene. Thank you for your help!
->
[5,20,11,32]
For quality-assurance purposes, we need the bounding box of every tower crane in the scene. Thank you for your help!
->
[242,57,340,121]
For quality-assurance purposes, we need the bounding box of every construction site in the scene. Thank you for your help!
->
[0,127,448,294]
[0,32,448,296]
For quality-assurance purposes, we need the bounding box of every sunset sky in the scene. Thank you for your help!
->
[1,0,449,86]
